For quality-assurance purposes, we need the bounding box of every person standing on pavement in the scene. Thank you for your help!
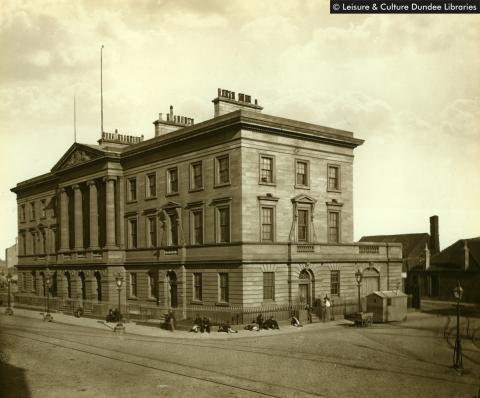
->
[323,295,331,322]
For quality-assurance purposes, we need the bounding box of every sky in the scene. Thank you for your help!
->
[0,0,479,256]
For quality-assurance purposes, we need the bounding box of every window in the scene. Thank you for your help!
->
[169,213,178,246]
[328,165,340,191]
[21,232,26,255]
[296,161,309,186]
[128,178,137,201]
[167,167,178,194]
[331,270,340,295]
[193,273,202,301]
[328,211,340,243]
[32,271,37,292]
[190,162,203,190]
[30,202,36,220]
[191,209,203,245]
[148,272,158,299]
[219,273,229,302]
[147,216,157,248]
[41,199,46,218]
[31,232,37,254]
[217,206,230,243]
[216,155,230,185]
[297,209,309,242]
[20,204,25,222]
[260,156,274,184]
[261,207,274,242]
[128,219,138,248]
[41,230,47,254]
[146,173,157,198]
[129,273,137,297]
[22,273,27,291]
[263,272,275,300]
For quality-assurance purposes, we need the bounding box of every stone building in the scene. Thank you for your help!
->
[11,89,402,320]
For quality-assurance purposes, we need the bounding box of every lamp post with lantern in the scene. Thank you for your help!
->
[5,273,14,316]
[452,280,463,372]
[355,269,363,313]
[114,274,125,333]
[44,270,53,322]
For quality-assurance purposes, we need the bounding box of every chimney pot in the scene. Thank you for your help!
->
[429,215,440,254]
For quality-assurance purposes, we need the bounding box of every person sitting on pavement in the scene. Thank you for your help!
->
[291,315,303,327]
[264,316,280,329]
[165,310,175,332]
[218,323,238,333]
[202,317,211,333]
[256,313,264,330]
[106,309,115,323]
[244,322,260,331]
[191,314,203,333]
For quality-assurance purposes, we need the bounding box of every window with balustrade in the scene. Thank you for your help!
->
[147,216,157,248]
[216,206,230,243]
[190,209,203,245]
[297,209,309,242]
[328,211,340,243]
[128,218,138,248]
[261,206,274,242]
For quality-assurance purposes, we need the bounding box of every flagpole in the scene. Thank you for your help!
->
[74,95,77,143]
[101,44,104,135]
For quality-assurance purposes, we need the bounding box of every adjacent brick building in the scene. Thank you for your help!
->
[11,89,403,320]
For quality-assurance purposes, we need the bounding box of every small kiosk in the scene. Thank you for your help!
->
[366,291,408,323]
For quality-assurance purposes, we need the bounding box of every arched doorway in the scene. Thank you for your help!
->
[167,271,177,308]
[94,272,102,302]
[79,272,86,300]
[298,269,314,306]
[64,272,72,299]
[361,268,380,297]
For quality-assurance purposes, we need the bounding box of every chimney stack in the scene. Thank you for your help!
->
[425,242,430,270]
[212,88,263,117]
[429,215,440,255]
[153,105,194,137]
[464,240,470,271]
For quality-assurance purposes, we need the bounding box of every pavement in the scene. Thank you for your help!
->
[0,305,352,339]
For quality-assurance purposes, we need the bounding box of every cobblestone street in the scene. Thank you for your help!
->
[1,310,479,398]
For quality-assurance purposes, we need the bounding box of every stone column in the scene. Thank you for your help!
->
[73,184,84,250]
[103,176,117,249]
[87,180,99,250]
[59,188,69,251]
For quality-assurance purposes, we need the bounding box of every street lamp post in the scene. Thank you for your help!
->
[114,274,125,333]
[5,273,14,316]
[452,280,463,372]
[355,269,363,313]
[44,271,53,322]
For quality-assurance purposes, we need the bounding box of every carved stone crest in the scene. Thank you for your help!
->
[67,150,91,166]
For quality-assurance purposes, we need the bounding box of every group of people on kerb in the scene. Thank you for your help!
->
[190,314,238,333]
[244,314,280,331]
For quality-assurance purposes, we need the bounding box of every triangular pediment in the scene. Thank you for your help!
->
[291,194,317,204]
[52,143,105,172]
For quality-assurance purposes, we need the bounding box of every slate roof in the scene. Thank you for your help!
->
[360,233,430,270]
[429,237,480,271]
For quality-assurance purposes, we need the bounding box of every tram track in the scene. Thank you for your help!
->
[1,327,325,398]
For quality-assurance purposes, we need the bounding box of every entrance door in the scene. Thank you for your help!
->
[168,271,177,308]
[299,283,311,306]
